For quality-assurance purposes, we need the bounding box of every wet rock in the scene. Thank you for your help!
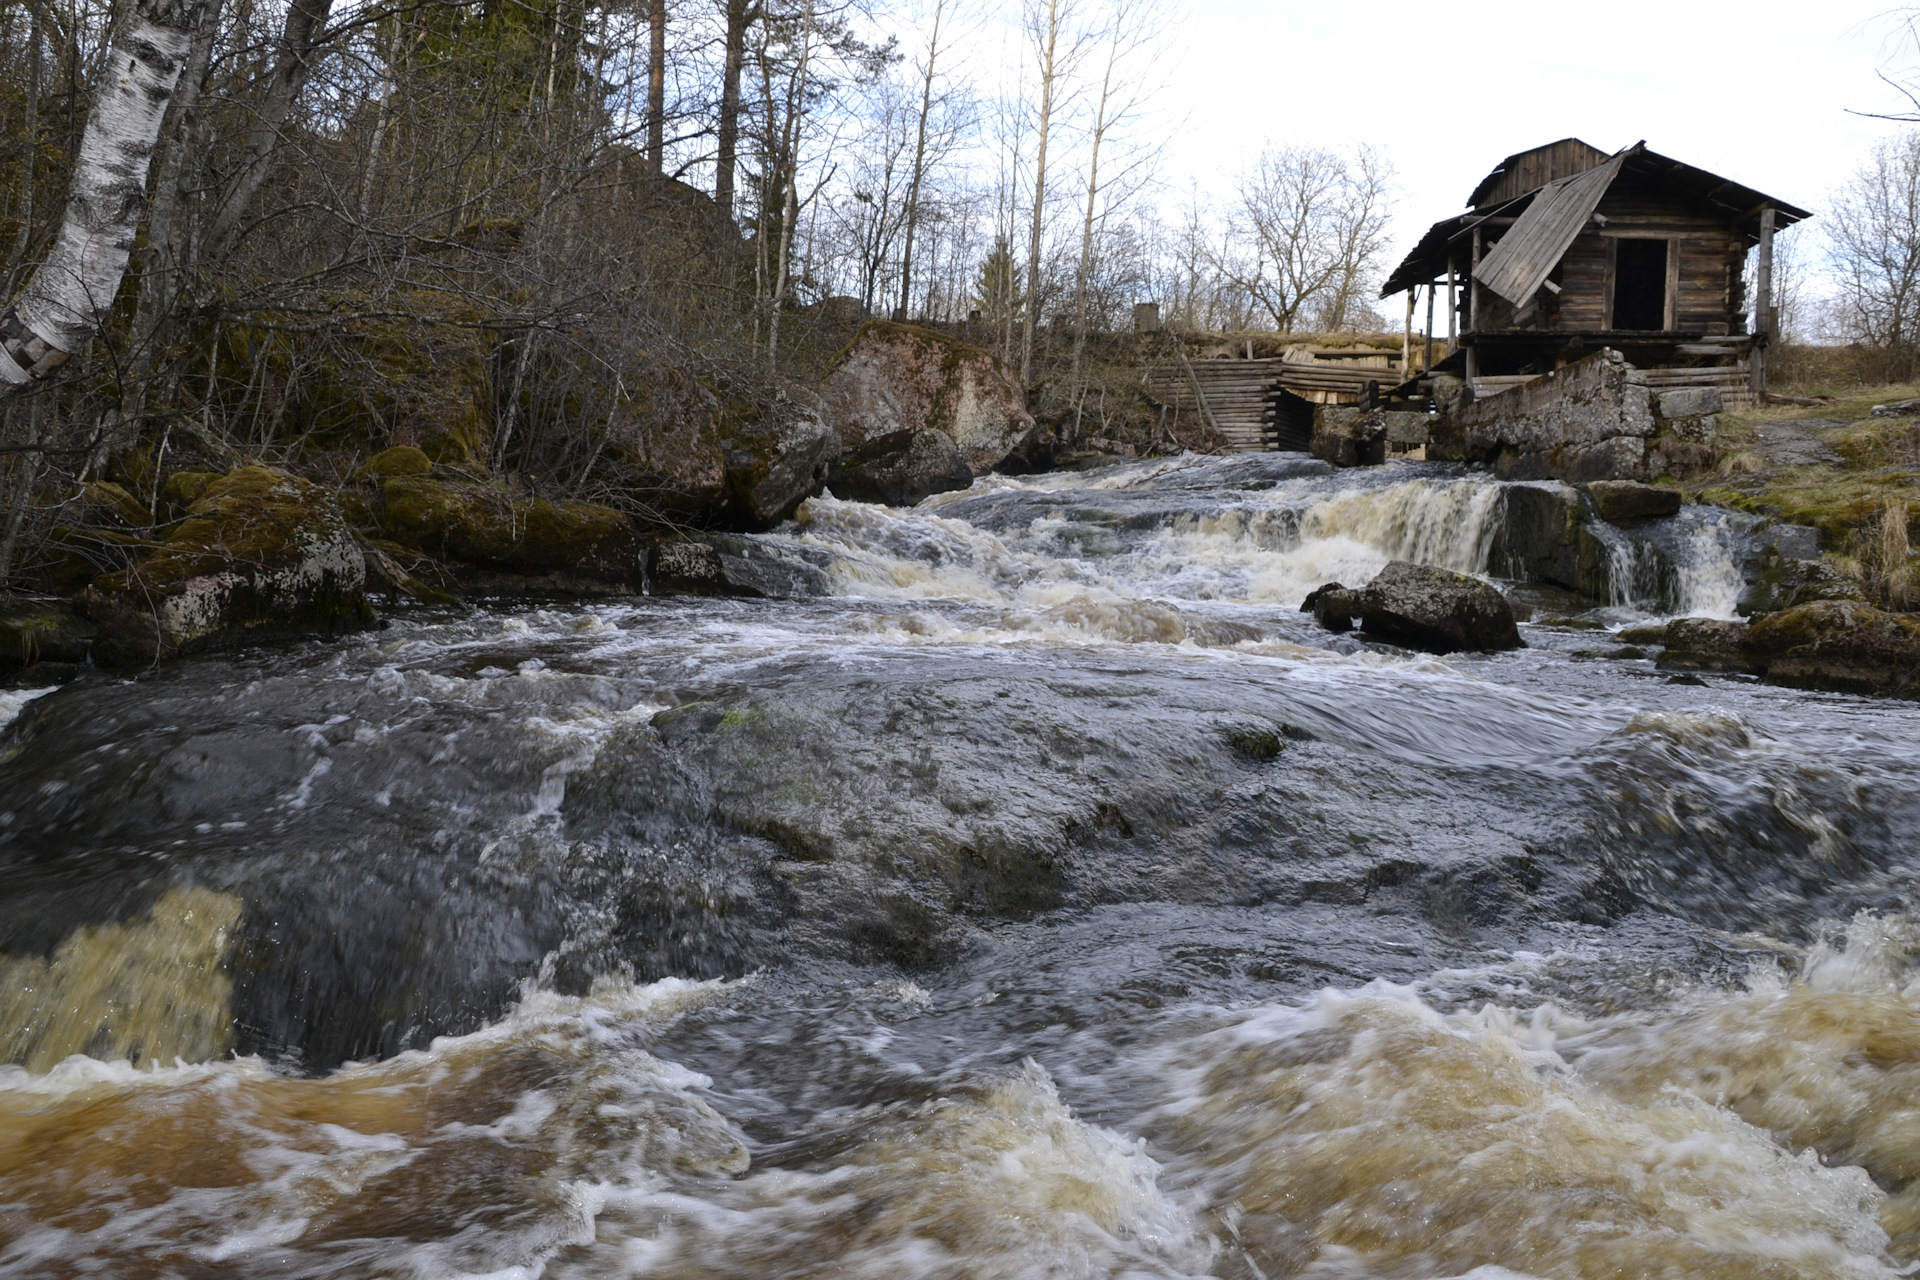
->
[648,536,833,599]
[0,596,97,668]
[1656,618,1755,673]
[1300,582,1358,632]
[1616,623,1670,645]
[1585,480,1681,524]
[723,405,838,527]
[1744,601,1920,699]
[1310,406,1386,468]
[1488,482,1613,599]
[826,427,974,507]
[1739,556,1867,617]
[377,474,644,590]
[85,466,370,664]
[822,321,1035,475]
[1358,561,1523,653]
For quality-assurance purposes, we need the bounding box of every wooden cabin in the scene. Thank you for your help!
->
[1381,140,1811,406]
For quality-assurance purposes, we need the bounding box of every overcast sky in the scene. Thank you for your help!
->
[1198,1,1909,251]
[979,0,1919,277]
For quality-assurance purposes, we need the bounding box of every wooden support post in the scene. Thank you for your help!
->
[1424,279,1436,372]
[1446,261,1457,352]
[1402,287,1414,379]
[1750,205,1775,405]
[1469,228,1482,334]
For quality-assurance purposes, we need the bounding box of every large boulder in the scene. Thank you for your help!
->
[376,474,645,590]
[604,388,833,530]
[719,403,837,527]
[85,467,370,663]
[821,321,1034,481]
[1487,482,1614,599]
[1358,561,1524,653]
[826,427,974,506]
[1310,406,1387,468]
[1743,601,1920,699]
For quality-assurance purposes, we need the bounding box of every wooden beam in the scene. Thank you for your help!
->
[1424,276,1436,372]
[1446,260,1457,352]
[1750,205,1775,403]
[1403,287,1414,375]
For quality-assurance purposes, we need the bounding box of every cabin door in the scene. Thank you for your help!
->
[1611,238,1669,331]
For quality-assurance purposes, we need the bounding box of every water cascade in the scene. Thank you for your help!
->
[2,452,1905,1279]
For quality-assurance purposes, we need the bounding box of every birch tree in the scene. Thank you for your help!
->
[1,0,210,396]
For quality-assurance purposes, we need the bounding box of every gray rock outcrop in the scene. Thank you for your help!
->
[821,321,1034,492]
[1358,561,1524,653]
[826,427,975,507]
[1430,350,1726,484]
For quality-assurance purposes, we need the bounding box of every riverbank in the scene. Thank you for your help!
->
[5,454,1920,1277]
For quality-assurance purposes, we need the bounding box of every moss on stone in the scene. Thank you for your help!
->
[1699,471,1919,546]
[0,596,97,667]
[377,474,642,586]
[355,445,435,479]
[85,466,370,662]
[160,471,223,517]
[82,481,150,528]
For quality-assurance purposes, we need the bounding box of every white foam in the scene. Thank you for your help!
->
[0,685,55,733]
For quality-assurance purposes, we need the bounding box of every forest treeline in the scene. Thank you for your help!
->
[0,0,1414,594]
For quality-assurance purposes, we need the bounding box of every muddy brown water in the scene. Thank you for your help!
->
[2,454,1918,1278]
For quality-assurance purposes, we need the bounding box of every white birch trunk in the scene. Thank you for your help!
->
[0,0,208,395]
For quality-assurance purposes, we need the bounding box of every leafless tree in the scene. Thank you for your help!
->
[1211,143,1393,333]
[1828,130,1920,377]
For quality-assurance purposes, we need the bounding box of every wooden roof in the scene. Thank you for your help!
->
[1472,148,1632,308]
[1468,139,1611,209]
[1380,142,1814,298]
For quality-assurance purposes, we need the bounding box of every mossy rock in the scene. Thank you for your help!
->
[354,446,434,480]
[160,471,223,519]
[377,475,643,587]
[0,596,97,668]
[1744,600,1920,699]
[85,466,371,664]
[81,481,151,528]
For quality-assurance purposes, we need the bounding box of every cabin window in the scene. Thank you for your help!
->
[1612,238,1668,331]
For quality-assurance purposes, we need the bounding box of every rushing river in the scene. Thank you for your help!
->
[3,453,1919,1279]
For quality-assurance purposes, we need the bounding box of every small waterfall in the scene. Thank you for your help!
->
[1592,511,1748,619]
[1670,520,1744,619]
[1297,479,1506,576]
[1603,535,1667,611]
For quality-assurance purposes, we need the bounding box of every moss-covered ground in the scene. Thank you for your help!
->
[1695,383,1920,608]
